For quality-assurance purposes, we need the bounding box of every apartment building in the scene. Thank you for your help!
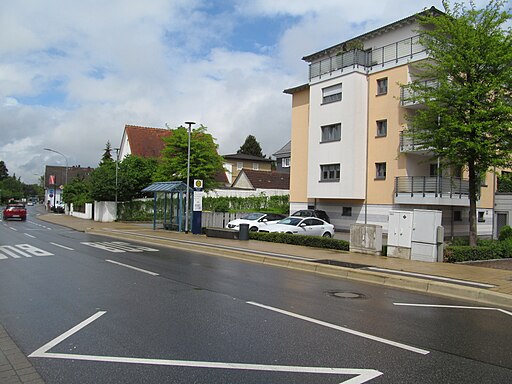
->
[285,7,495,237]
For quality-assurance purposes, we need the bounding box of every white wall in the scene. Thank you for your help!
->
[308,72,368,199]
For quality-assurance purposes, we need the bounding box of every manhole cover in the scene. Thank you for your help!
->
[327,291,366,299]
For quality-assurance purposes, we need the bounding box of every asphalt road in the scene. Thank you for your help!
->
[1,207,511,383]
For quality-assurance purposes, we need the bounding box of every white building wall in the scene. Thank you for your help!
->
[308,72,368,199]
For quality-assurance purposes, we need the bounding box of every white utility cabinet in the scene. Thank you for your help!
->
[387,210,413,259]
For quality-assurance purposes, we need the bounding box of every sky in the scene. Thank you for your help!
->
[0,0,506,184]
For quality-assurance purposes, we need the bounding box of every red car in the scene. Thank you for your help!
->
[3,203,27,221]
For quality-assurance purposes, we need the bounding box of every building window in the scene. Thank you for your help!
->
[282,157,290,168]
[478,211,485,222]
[430,163,442,177]
[321,164,340,182]
[321,123,341,142]
[377,78,388,95]
[237,162,243,170]
[252,162,259,171]
[375,162,386,179]
[454,210,462,222]
[342,207,352,217]
[322,83,342,104]
[376,120,387,137]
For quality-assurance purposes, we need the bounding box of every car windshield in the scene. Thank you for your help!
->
[241,213,264,221]
[277,217,302,226]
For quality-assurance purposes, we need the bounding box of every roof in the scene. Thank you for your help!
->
[223,153,273,163]
[125,125,171,158]
[273,141,291,157]
[142,181,191,193]
[302,6,442,62]
[234,169,290,190]
[44,165,94,188]
[283,83,309,95]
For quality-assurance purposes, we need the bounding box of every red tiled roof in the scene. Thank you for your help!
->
[238,169,290,189]
[125,125,171,158]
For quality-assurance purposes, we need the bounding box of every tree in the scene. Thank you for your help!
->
[88,160,116,201]
[62,176,92,209]
[117,155,157,201]
[153,125,225,190]
[101,141,114,165]
[404,0,512,246]
[237,135,265,157]
[0,161,8,180]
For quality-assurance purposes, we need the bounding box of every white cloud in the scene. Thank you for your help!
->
[0,0,502,184]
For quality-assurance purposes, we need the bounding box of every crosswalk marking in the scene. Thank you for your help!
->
[0,244,54,260]
[80,241,159,253]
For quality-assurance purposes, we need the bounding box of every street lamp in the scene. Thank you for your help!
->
[184,121,195,234]
[44,148,68,186]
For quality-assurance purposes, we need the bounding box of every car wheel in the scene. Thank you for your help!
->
[322,232,332,238]
[286,231,293,235]
[250,226,258,232]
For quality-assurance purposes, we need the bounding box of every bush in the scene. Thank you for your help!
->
[249,232,349,251]
[444,246,498,263]
[498,225,512,241]
[202,194,289,214]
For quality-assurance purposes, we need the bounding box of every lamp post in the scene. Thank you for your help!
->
[114,148,120,204]
[44,148,68,185]
[184,121,195,234]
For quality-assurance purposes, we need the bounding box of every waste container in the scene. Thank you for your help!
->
[239,223,249,240]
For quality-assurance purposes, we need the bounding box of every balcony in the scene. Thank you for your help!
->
[400,80,438,108]
[399,131,431,154]
[394,176,469,206]
[308,35,426,81]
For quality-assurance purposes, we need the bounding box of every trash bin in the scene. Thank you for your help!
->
[239,223,249,240]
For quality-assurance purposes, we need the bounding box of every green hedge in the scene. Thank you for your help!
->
[444,238,512,262]
[202,194,289,214]
[249,232,349,251]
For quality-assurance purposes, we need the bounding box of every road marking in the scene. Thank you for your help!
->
[24,233,36,238]
[0,244,53,259]
[247,301,430,355]
[106,259,159,276]
[394,303,512,317]
[30,311,382,383]
[9,227,17,231]
[50,242,75,251]
[367,267,496,288]
[81,241,160,253]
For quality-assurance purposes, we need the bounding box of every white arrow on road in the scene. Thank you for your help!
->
[29,311,382,383]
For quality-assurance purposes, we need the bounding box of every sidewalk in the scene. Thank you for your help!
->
[38,212,512,309]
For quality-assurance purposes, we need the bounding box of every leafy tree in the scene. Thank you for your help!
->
[117,155,157,201]
[0,175,24,202]
[0,161,8,180]
[101,141,114,165]
[62,177,92,209]
[404,0,512,246]
[237,135,265,157]
[153,125,225,190]
[89,160,116,201]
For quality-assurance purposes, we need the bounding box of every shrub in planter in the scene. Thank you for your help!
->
[249,232,349,251]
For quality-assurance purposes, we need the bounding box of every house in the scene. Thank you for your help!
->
[44,165,93,208]
[222,153,273,184]
[272,141,291,174]
[284,7,496,237]
[118,124,230,186]
[118,125,172,160]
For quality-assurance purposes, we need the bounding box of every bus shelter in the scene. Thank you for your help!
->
[142,181,192,231]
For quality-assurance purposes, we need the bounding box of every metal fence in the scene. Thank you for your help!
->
[395,176,469,198]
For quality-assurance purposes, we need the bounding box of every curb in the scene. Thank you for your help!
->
[86,228,512,309]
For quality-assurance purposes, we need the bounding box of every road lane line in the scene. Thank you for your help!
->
[24,233,36,238]
[29,311,107,357]
[393,303,512,317]
[50,242,74,251]
[29,311,382,383]
[106,259,159,276]
[247,301,430,355]
[9,227,17,231]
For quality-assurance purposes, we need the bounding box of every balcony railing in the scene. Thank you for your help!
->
[395,176,469,198]
[399,131,431,153]
[308,35,426,80]
[400,80,438,107]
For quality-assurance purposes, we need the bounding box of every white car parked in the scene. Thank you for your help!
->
[226,212,286,232]
[258,216,335,238]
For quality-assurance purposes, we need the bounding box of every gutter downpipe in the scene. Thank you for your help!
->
[364,69,370,236]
